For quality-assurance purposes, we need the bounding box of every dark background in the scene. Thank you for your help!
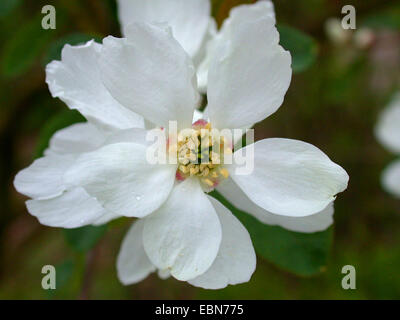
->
[0,0,399,299]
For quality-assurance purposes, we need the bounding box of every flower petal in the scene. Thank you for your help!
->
[230,138,349,217]
[45,122,106,155]
[117,0,211,58]
[375,93,400,154]
[117,219,156,285]
[98,23,199,129]
[207,9,290,129]
[92,210,121,226]
[46,40,144,131]
[197,0,276,92]
[189,196,256,289]
[382,160,400,198]
[143,178,222,281]
[218,177,334,233]
[229,1,275,24]
[64,142,176,218]
[157,269,171,280]
[103,128,149,146]
[192,109,205,123]
[195,18,217,92]
[26,187,108,229]
[196,29,217,93]
[14,154,75,200]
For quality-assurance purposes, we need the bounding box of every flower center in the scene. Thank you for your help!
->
[174,120,231,190]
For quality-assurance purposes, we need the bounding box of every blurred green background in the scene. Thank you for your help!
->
[1,0,400,299]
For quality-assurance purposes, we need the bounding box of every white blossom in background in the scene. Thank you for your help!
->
[325,18,353,46]
[14,2,349,289]
[375,92,400,198]
[324,17,375,50]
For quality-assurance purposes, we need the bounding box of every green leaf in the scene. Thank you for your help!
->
[42,33,101,66]
[278,24,318,73]
[63,225,107,253]
[34,109,85,159]
[1,15,55,77]
[211,191,333,276]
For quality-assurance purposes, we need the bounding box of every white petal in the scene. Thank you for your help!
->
[46,122,106,155]
[143,178,222,281]
[103,128,149,146]
[189,197,256,289]
[231,139,349,217]
[255,203,335,233]
[117,220,156,285]
[46,40,144,131]
[382,160,400,198]
[92,210,121,226]
[64,142,176,218]
[192,109,205,123]
[117,0,211,58]
[375,93,400,154]
[218,177,334,233]
[197,1,276,93]
[14,154,75,200]
[193,17,217,65]
[26,187,108,228]
[196,32,217,93]
[98,24,199,129]
[207,10,290,129]
[157,269,171,280]
[195,18,217,92]
[228,1,275,24]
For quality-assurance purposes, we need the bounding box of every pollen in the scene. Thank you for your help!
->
[219,168,229,179]
[173,120,231,190]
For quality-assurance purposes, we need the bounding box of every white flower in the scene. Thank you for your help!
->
[324,18,352,46]
[375,92,400,198]
[14,4,349,289]
[114,0,344,234]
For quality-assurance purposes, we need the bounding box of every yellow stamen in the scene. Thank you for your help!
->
[203,178,214,187]
[173,121,232,189]
[220,168,229,179]
[179,165,188,174]
[190,166,199,176]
